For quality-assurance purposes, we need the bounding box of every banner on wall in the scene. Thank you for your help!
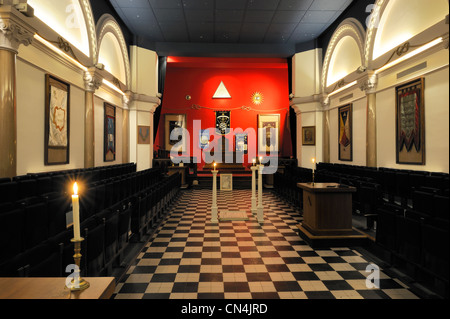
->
[215,111,231,135]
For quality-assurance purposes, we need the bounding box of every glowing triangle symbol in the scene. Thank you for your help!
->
[213,81,231,99]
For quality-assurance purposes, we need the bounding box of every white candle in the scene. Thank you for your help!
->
[72,182,81,241]
[253,159,256,166]
[312,158,316,172]
[213,162,217,172]
[259,156,263,165]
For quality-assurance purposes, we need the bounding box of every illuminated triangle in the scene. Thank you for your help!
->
[213,81,231,99]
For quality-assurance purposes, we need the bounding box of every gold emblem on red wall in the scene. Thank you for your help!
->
[251,92,264,105]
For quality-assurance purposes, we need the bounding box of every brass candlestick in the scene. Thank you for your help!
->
[312,170,315,186]
[67,238,90,292]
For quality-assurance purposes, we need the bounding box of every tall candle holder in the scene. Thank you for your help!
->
[66,238,90,291]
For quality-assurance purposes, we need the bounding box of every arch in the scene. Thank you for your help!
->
[28,0,97,61]
[365,0,448,67]
[322,18,366,93]
[96,14,131,90]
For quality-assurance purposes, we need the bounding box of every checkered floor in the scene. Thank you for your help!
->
[113,189,420,299]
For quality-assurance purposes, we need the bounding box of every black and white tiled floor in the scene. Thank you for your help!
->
[113,189,420,299]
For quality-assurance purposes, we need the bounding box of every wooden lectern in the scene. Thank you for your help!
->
[297,182,368,248]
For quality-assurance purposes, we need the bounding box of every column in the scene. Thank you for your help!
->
[359,73,378,168]
[322,96,331,164]
[122,91,132,164]
[257,164,264,223]
[83,68,102,168]
[250,165,257,215]
[211,169,218,223]
[0,7,35,178]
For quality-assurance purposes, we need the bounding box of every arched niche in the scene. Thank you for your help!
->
[28,0,97,61]
[365,0,448,69]
[322,18,366,93]
[96,14,131,91]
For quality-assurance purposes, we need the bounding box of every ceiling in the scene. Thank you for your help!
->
[109,0,354,57]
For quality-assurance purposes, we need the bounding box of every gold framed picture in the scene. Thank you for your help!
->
[302,126,316,146]
[396,78,425,165]
[258,114,280,154]
[45,74,70,165]
[138,126,151,145]
[165,114,187,152]
[338,104,353,162]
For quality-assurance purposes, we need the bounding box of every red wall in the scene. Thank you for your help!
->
[155,57,292,169]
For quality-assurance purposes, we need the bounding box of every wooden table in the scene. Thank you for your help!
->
[0,277,115,299]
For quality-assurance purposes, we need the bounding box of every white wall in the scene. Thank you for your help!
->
[15,41,127,176]
[16,49,85,175]
[328,88,367,166]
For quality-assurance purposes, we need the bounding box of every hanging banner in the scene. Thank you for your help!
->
[215,110,231,135]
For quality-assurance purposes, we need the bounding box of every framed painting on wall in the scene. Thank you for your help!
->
[396,78,425,165]
[235,133,248,154]
[302,126,316,146]
[165,114,186,153]
[138,126,151,145]
[258,114,280,154]
[338,104,353,161]
[104,103,116,162]
[199,129,210,150]
[45,74,70,165]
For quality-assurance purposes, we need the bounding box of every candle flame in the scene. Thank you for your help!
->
[73,182,78,196]
[312,158,316,164]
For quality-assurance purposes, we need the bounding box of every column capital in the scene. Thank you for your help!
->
[0,7,36,53]
[122,90,133,109]
[83,68,103,92]
[358,72,378,94]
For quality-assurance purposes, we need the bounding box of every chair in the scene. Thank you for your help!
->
[24,202,49,250]
[4,240,64,277]
[96,209,119,275]
[412,190,434,218]
[433,195,449,221]
[421,223,449,282]
[47,196,70,237]
[395,214,422,266]
[83,220,106,277]
[0,181,18,204]
[0,208,25,265]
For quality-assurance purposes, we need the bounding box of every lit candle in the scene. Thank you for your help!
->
[259,156,263,165]
[253,158,256,166]
[312,158,316,170]
[213,162,217,171]
[72,182,81,241]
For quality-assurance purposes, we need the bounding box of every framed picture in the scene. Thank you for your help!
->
[220,174,233,191]
[338,104,353,161]
[396,78,425,165]
[199,129,210,150]
[216,111,231,135]
[302,126,316,146]
[165,114,186,152]
[258,114,280,154]
[138,126,151,145]
[235,133,248,154]
[45,74,70,165]
[104,103,116,162]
